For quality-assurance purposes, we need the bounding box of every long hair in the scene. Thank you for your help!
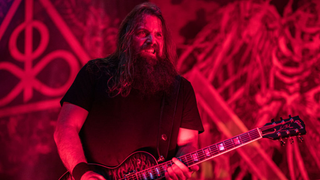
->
[104,2,177,97]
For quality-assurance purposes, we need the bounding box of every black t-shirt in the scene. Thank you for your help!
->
[61,59,204,166]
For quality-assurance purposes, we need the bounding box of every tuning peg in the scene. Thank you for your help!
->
[298,135,304,142]
[280,117,283,120]
[289,114,291,118]
[290,137,294,144]
[279,138,286,146]
[271,118,275,123]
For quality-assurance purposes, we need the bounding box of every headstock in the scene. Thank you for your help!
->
[260,115,306,143]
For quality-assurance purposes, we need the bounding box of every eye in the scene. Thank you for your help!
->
[156,32,163,38]
[136,30,147,37]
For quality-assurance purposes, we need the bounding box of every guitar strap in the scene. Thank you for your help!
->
[157,75,183,162]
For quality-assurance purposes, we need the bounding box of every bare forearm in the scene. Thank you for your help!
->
[54,103,89,173]
[175,142,198,157]
[167,130,200,180]
[54,126,87,173]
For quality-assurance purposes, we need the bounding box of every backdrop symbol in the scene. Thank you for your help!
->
[0,0,78,107]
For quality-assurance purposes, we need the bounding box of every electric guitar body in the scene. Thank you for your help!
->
[59,151,159,180]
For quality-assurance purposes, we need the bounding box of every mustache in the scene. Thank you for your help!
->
[141,44,159,52]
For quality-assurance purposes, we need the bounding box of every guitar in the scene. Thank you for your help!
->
[59,115,306,180]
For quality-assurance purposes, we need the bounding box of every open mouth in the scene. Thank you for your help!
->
[144,49,156,54]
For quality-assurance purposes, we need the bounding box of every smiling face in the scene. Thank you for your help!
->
[132,14,164,61]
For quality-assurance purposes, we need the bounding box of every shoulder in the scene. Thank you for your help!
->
[178,76,197,100]
[180,76,193,89]
[82,58,116,77]
[85,58,108,71]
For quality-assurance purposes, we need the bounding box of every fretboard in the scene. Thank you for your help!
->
[123,128,262,180]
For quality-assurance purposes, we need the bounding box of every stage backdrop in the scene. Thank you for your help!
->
[0,0,319,179]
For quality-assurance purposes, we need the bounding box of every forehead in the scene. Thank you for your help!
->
[137,14,163,31]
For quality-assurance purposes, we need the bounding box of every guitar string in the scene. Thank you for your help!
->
[123,173,138,180]
[130,133,258,180]
[124,131,260,179]
[175,131,257,166]
[186,131,259,165]
[179,131,259,165]
[141,132,257,177]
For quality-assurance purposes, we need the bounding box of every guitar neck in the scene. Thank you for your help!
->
[178,128,262,166]
[130,128,262,180]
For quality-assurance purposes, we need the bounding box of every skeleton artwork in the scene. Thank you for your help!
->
[176,0,320,179]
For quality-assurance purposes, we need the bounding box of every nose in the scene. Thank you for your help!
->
[146,34,156,45]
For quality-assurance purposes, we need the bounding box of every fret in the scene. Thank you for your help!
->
[136,171,141,180]
[247,130,252,140]
[159,165,166,177]
[148,170,154,179]
[159,161,169,176]
[209,144,219,155]
[224,139,234,150]
[249,129,260,139]
[150,167,156,179]
[185,153,193,164]
[139,166,160,180]
[160,163,167,175]
[166,160,173,168]
[240,132,250,143]
[197,149,206,161]
[179,156,189,166]
[124,173,135,180]
[154,166,161,177]
[141,171,147,180]
[201,149,206,159]
[128,172,136,180]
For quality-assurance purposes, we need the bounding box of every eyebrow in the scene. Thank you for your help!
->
[135,27,163,34]
[136,27,146,31]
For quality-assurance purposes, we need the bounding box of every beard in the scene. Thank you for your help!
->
[132,54,177,96]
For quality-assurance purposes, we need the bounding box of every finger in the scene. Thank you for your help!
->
[83,171,106,180]
[92,174,105,180]
[89,178,105,180]
[172,163,186,180]
[167,165,179,180]
[172,158,190,178]
[165,172,172,180]
[189,165,199,172]
[88,177,103,180]
[97,174,106,180]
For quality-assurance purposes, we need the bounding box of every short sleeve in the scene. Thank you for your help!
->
[180,77,204,133]
[60,60,98,111]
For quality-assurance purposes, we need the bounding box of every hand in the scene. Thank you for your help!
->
[80,171,106,180]
[165,157,199,180]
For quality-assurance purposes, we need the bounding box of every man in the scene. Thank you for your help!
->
[54,2,204,180]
